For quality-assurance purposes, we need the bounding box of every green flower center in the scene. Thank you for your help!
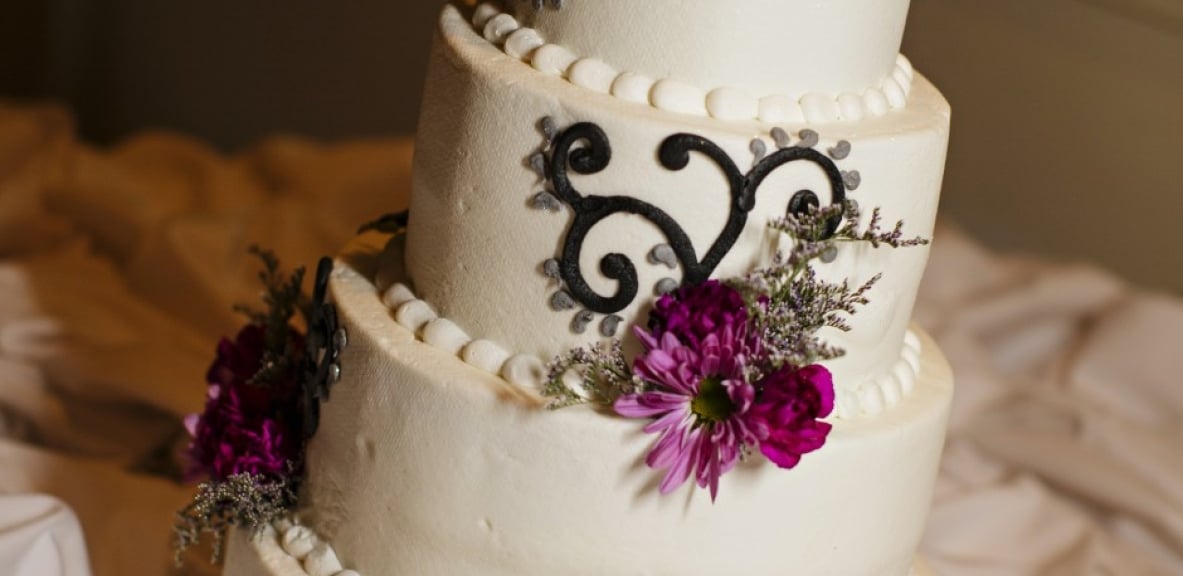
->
[691,376,735,424]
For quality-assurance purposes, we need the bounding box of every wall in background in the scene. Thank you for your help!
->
[0,0,1180,292]
[903,0,1183,293]
[0,0,442,149]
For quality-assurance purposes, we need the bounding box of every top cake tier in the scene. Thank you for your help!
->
[512,0,913,99]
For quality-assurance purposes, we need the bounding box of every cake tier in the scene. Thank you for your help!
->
[224,525,937,576]
[406,4,951,397]
[509,0,912,100]
[283,238,953,576]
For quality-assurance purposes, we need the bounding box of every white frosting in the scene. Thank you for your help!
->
[513,0,912,100]
[227,514,933,576]
[378,241,923,419]
[407,5,951,399]
[286,249,953,576]
[475,4,917,122]
[223,522,359,576]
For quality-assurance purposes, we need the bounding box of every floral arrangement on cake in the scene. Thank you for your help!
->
[174,249,345,563]
[543,201,926,500]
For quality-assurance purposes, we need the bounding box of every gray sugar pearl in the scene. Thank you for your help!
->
[329,363,342,383]
[842,170,862,191]
[550,291,576,311]
[572,310,595,334]
[540,116,557,142]
[771,127,791,149]
[797,129,819,149]
[821,246,839,263]
[332,328,348,350]
[532,191,561,212]
[655,278,679,295]
[542,259,561,280]
[529,152,547,178]
[647,244,678,269]
[828,140,852,160]
[749,138,767,163]
[600,315,623,337]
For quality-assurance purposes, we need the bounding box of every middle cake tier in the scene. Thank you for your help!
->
[405,4,951,398]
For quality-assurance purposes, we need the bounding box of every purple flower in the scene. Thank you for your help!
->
[615,321,759,501]
[748,364,835,469]
[648,280,753,350]
[185,324,305,481]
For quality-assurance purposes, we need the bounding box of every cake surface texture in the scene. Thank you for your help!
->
[222,1,954,574]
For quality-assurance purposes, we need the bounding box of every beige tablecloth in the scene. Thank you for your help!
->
[0,102,1179,575]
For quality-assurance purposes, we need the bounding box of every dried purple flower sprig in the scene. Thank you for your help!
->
[174,473,296,564]
[543,339,637,409]
[731,200,928,369]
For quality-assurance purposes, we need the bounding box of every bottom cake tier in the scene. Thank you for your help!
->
[224,524,937,576]
[225,234,953,576]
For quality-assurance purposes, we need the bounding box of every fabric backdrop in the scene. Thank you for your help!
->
[0,101,1179,576]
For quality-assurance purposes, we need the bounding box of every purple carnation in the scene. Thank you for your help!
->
[648,280,753,350]
[185,324,305,481]
[748,364,835,469]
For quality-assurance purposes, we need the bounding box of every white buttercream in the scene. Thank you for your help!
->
[705,87,759,121]
[379,282,415,310]
[501,353,545,390]
[407,6,951,399]
[302,543,342,576]
[515,0,912,100]
[280,525,317,560]
[568,58,617,94]
[420,318,471,354]
[224,521,359,576]
[288,252,953,576]
[650,79,709,116]
[471,2,500,30]
[461,339,511,374]
[393,299,436,333]
[531,44,578,77]
[610,72,655,104]
[482,13,519,45]
[471,6,915,123]
[503,27,544,60]
[758,94,806,124]
[372,243,925,419]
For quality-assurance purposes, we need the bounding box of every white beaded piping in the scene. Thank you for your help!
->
[382,280,548,391]
[381,276,920,419]
[833,330,924,419]
[470,3,915,124]
[252,518,360,576]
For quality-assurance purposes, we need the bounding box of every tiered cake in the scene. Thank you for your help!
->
[225,1,952,575]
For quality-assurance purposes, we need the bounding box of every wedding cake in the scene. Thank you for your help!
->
[216,1,953,574]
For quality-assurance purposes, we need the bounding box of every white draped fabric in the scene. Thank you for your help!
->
[0,102,1179,575]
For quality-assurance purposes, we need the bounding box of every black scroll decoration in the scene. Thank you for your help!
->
[546,122,846,316]
[301,256,346,439]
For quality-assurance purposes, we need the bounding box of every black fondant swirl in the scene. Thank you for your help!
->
[301,256,343,439]
[546,123,846,316]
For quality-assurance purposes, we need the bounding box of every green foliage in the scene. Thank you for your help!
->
[233,246,305,387]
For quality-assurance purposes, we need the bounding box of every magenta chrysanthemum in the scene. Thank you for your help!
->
[185,324,304,481]
[748,364,835,469]
[648,280,753,349]
[615,319,758,501]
